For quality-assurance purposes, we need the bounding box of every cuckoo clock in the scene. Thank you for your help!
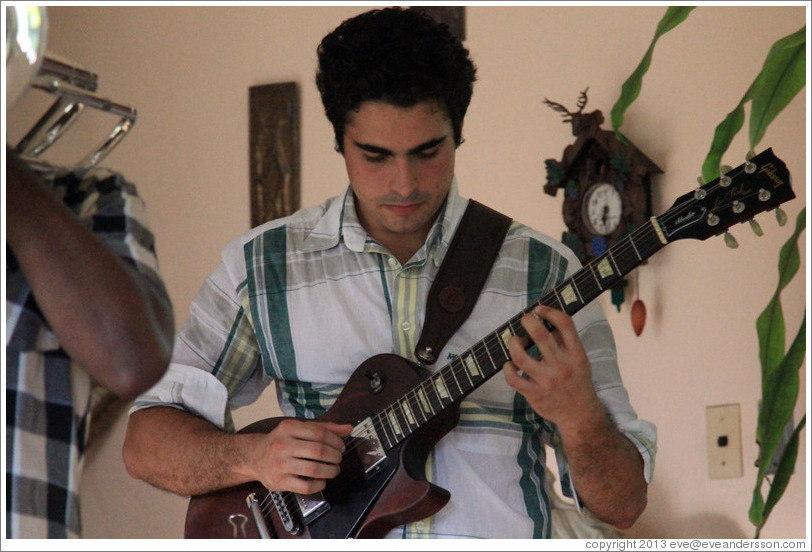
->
[543,89,662,308]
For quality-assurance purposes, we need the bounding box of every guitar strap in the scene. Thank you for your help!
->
[415,199,512,366]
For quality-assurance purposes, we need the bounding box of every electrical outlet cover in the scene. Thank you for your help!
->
[706,404,743,479]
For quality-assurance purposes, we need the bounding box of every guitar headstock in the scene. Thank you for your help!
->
[657,148,795,242]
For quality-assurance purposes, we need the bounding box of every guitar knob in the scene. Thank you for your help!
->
[744,161,757,174]
[758,188,771,202]
[365,370,384,393]
[694,188,707,200]
[724,231,739,249]
[720,175,732,187]
[707,213,720,226]
[732,200,745,214]
[749,219,764,236]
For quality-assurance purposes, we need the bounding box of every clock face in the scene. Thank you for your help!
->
[582,182,623,235]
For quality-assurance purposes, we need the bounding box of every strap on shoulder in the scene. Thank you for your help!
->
[415,199,512,365]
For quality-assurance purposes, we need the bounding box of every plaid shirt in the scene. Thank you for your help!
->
[133,180,656,538]
[5,167,169,538]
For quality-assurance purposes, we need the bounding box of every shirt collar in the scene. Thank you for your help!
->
[299,178,469,267]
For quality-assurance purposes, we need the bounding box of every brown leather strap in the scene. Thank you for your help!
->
[415,200,512,365]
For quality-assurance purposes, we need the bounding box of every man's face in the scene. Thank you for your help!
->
[342,100,456,258]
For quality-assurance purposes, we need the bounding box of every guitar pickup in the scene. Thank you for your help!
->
[351,417,388,477]
[295,492,330,525]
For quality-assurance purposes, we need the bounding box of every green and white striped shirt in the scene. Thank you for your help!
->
[132,180,656,539]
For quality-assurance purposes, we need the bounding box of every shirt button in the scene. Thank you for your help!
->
[415,521,425,532]
[401,322,411,332]
[388,257,398,267]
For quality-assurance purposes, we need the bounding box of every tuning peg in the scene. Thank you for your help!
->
[724,231,739,249]
[746,149,756,161]
[718,165,734,187]
[775,207,788,226]
[749,218,764,236]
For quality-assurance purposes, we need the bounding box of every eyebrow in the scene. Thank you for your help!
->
[353,136,446,156]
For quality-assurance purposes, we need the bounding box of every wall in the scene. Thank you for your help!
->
[6,4,807,541]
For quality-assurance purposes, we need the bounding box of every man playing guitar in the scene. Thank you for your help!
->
[123,7,655,539]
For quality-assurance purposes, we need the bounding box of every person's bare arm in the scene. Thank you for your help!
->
[505,305,647,529]
[123,406,352,497]
[5,148,174,398]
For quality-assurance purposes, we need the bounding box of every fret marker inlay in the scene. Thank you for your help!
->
[464,354,481,378]
[597,258,614,278]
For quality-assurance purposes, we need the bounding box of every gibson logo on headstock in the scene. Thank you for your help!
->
[759,162,784,187]
[712,182,750,211]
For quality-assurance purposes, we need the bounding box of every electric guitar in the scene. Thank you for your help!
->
[184,148,795,539]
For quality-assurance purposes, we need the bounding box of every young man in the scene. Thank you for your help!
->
[123,7,656,538]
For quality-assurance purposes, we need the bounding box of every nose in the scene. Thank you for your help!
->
[391,157,417,197]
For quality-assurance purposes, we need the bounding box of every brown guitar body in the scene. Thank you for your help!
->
[184,353,459,539]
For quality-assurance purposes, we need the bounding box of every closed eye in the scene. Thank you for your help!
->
[363,153,388,163]
[415,147,440,160]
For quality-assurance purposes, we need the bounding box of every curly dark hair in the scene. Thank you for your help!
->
[316,7,477,153]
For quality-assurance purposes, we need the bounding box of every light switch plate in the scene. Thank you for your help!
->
[706,404,743,479]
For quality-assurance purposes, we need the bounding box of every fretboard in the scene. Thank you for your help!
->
[369,217,668,451]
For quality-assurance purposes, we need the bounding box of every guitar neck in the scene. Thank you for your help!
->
[370,218,668,451]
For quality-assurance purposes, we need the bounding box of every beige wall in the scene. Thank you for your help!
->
[7,4,807,541]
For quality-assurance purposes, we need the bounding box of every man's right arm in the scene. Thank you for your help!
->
[123,406,352,497]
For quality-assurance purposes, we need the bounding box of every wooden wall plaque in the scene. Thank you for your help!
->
[249,82,301,226]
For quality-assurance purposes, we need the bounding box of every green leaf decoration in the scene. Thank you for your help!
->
[756,208,804,379]
[750,208,806,535]
[758,415,806,537]
[749,26,806,149]
[701,101,748,184]
[701,26,806,183]
[610,6,695,140]
[757,313,805,466]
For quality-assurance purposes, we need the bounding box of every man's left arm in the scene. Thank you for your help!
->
[505,304,648,529]
[6,148,175,398]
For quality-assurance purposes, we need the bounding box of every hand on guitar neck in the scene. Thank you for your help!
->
[505,304,648,530]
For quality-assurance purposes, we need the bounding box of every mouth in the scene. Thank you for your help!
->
[383,203,421,216]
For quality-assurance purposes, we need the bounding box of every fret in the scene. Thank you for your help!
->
[485,333,508,370]
[446,360,464,398]
[606,249,621,276]
[423,378,444,413]
[613,241,643,275]
[479,342,498,375]
[463,352,482,381]
[596,256,615,279]
[556,282,583,315]
[453,356,473,389]
[433,374,451,405]
[400,398,417,430]
[588,263,604,290]
[374,415,396,450]
[386,408,403,438]
[629,234,642,261]
[416,387,434,419]
[552,288,566,311]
